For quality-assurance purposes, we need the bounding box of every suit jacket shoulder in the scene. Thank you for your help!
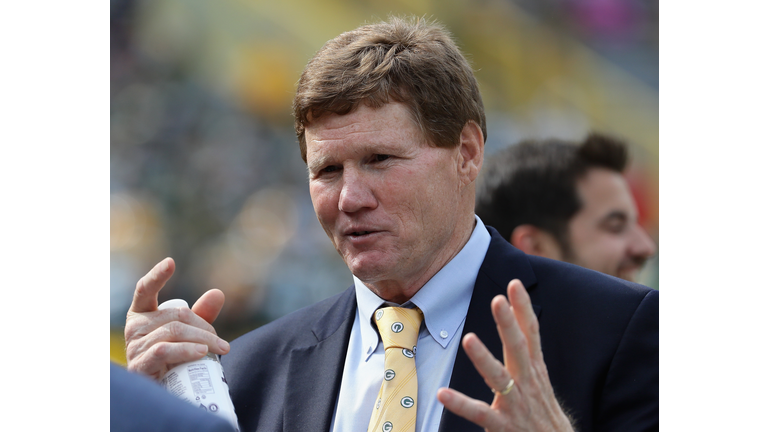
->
[445,226,658,432]
[110,363,236,432]
[526,253,658,431]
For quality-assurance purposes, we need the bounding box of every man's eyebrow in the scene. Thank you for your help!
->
[307,150,342,174]
[307,156,330,174]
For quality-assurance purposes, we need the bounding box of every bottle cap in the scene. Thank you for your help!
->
[158,299,190,310]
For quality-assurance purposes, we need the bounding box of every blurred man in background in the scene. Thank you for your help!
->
[475,133,656,282]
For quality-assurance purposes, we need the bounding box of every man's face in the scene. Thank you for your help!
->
[564,167,656,282]
[305,102,469,301]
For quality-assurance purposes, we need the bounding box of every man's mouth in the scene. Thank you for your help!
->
[351,231,374,237]
[620,257,646,272]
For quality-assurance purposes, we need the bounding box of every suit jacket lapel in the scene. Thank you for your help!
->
[283,287,357,431]
[438,227,540,432]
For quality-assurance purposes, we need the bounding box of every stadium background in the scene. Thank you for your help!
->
[110,0,659,364]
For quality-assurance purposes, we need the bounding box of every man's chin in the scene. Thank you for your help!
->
[343,253,391,282]
[616,267,640,282]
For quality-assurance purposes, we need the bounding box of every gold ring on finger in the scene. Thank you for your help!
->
[493,378,515,396]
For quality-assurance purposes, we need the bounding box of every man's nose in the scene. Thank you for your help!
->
[628,224,657,259]
[338,168,377,213]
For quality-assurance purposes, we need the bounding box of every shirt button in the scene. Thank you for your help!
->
[440,330,448,339]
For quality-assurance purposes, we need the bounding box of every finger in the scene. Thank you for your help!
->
[437,387,504,430]
[130,258,175,313]
[191,289,226,324]
[127,319,230,363]
[461,333,515,397]
[151,319,229,355]
[128,341,208,379]
[507,279,543,363]
[129,304,222,340]
[492,293,532,379]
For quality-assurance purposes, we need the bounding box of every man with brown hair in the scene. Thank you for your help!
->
[124,16,658,432]
[475,133,657,282]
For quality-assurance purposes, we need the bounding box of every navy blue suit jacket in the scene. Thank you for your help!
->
[222,226,658,431]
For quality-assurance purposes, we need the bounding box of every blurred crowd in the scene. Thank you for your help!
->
[110,0,658,361]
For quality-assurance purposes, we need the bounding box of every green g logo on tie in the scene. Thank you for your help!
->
[391,322,404,333]
[384,369,396,381]
[382,421,393,432]
[401,396,415,408]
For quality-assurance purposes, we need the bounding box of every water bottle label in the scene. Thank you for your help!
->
[161,353,239,431]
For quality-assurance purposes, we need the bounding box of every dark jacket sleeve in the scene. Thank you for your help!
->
[110,363,237,432]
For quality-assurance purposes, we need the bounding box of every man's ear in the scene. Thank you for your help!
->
[457,120,484,185]
[510,225,564,260]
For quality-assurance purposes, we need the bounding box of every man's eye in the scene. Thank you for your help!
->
[373,154,390,162]
[321,165,341,174]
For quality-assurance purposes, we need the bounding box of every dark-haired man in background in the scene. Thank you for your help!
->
[476,133,656,282]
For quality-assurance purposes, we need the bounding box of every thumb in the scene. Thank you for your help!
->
[191,289,226,324]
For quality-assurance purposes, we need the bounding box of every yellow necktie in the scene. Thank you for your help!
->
[367,306,424,432]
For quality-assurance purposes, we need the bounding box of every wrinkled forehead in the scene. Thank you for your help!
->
[306,103,426,146]
[306,100,422,130]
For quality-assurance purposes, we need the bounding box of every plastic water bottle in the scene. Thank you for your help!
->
[157,299,239,431]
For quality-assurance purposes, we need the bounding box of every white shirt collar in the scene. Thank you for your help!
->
[354,215,492,359]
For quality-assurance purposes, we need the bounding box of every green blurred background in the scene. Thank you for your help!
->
[110,0,658,365]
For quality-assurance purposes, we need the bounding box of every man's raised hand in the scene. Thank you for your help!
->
[124,258,230,381]
[437,279,574,432]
